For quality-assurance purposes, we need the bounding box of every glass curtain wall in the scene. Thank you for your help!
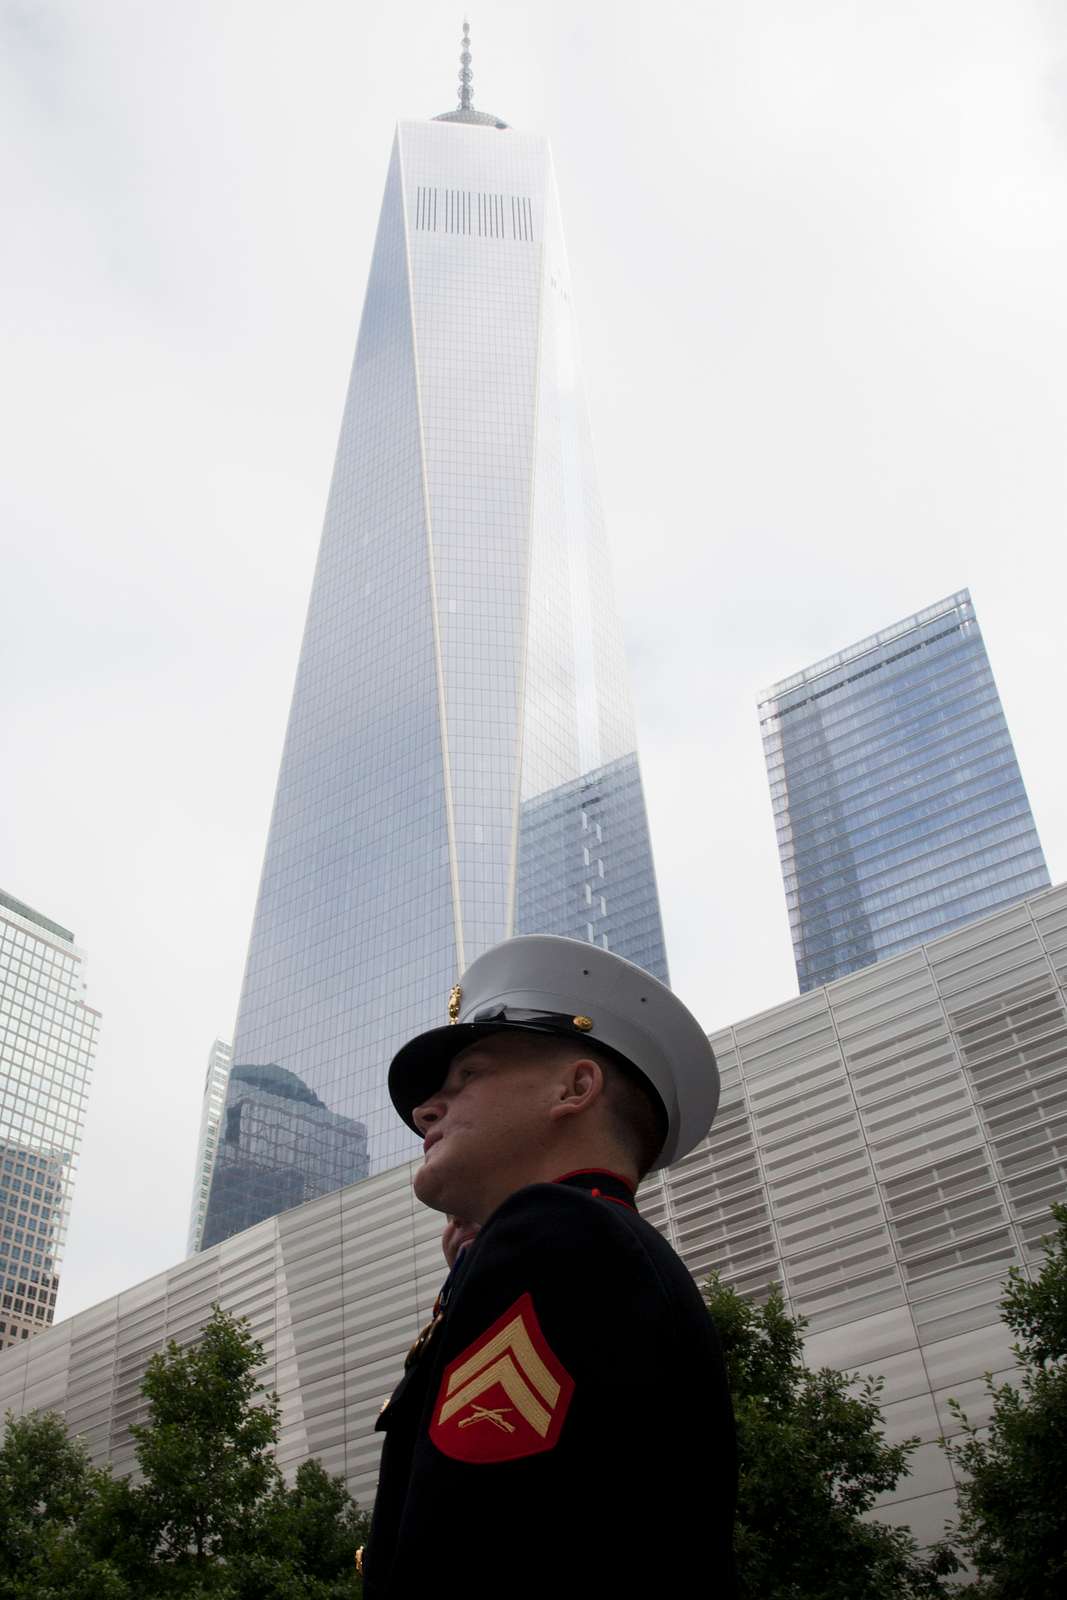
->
[760,591,1049,993]
[202,104,665,1247]
[0,891,99,1349]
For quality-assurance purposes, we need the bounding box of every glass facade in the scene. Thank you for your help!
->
[515,753,667,977]
[760,590,1050,992]
[0,890,99,1351]
[185,1039,233,1256]
[201,97,665,1248]
[206,1062,368,1241]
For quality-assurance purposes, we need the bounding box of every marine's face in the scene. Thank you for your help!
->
[411,1033,559,1222]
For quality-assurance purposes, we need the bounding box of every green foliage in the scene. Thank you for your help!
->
[131,1304,282,1580]
[0,1306,366,1599]
[0,1409,130,1599]
[997,1202,1067,1367]
[945,1203,1067,1598]
[705,1277,960,1599]
[231,1460,370,1600]
[263,1459,371,1585]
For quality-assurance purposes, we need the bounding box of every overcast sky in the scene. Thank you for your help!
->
[3,0,1065,1321]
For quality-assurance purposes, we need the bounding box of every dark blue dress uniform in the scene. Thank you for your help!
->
[362,1168,737,1597]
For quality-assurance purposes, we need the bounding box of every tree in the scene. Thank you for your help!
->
[0,1409,129,1599]
[130,1304,282,1585]
[122,1304,365,1597]
[0,1304,367,1597]
[235,1460,371,1600]
[267,1459,370,1589]
[945,1202,1067,1598]
[705,1277,959,1599]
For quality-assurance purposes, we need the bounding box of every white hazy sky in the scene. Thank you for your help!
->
[3,0,1065,1320]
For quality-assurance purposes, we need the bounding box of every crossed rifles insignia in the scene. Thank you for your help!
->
[430,1292,575,1463]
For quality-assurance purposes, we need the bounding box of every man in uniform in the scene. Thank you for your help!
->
[361,935,737,1597]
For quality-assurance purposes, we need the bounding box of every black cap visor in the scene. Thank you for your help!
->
[388,1012,649,1135]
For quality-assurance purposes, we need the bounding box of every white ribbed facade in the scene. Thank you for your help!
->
[4,882,1065,1537]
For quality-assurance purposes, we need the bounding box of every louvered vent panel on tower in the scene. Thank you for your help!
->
[414,187,535,241]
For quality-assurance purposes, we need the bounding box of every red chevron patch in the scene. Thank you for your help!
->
[429,1292,575,1463]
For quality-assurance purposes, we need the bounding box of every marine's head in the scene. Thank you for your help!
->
[388,936,720,1222]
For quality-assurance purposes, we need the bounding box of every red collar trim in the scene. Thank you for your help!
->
[552,1167,637,1195]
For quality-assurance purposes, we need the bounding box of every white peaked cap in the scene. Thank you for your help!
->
[388,935,720,1170]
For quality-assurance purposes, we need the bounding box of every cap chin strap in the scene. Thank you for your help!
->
[471,1004,591,1029]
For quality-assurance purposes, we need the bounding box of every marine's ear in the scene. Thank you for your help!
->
[547,1054,605,1122]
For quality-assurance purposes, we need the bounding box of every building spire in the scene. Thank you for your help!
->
[458,19,473,112]
[432,18,508,128]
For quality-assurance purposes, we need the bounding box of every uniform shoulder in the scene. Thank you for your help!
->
[478,1180,681,1288]
[495,1182,717,1320]
[453,1181,716,1366]
[488,1178,637,1234]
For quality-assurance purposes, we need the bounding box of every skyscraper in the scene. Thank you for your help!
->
[202,32,666,1247]
[186,1039,232,1255]
[760,590,1050,993]
[0,890,99,1350]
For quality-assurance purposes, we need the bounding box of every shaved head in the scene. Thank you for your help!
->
[510,1034,666,1179]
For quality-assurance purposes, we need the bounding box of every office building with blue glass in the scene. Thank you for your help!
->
[0,891,100,1351]
[760,591,1050,993]
[200,36,666,1247]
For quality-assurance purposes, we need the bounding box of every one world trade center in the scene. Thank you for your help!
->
[202,30,668,1248]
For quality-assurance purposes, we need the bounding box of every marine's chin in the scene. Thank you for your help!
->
[412,1154,451,1213]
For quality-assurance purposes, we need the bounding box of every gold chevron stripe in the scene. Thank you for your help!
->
[438,1352,552,1437]
[444,1310,560,1408]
